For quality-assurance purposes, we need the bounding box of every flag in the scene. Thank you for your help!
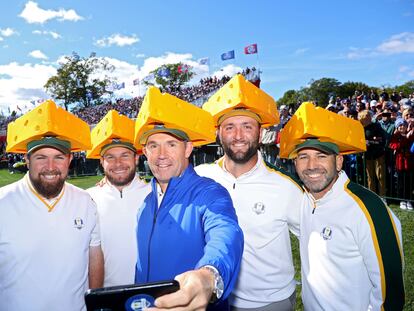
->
[244,44,258,54]
[143,73,155,82]
[16,105,22,111]
[30,100,36,106]
[116,82,125,90]
[157,67,170,77]
[198,57,209,65]
[178,64,190,73]
[133,78,140,86]
[221,50,235,61]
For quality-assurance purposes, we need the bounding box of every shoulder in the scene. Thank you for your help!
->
[0,180,23,201]
[261,160,303,191]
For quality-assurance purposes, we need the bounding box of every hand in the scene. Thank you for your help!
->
[147,269,215,311]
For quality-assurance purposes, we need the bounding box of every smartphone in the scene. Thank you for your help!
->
[85,280,180,311]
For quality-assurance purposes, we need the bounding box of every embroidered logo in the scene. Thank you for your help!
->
[74,217,84,230]
[252,202,265,215]
[321,227,333,240]
[125,294,154,311]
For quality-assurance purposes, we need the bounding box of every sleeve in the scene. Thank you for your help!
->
[286,181,304,237]
[88,197,101,247]
[194,183,244,301]
[356,206,405,310]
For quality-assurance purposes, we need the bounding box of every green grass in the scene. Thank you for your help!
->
[0,169,102,189]
[1,169,412,309]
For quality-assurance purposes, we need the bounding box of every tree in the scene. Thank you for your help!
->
[144,63,194,91]
[44,52,115,110]
[278,90,300,106]
[396,80,414,98]
[306,78,341,107]
[338,81,370,100]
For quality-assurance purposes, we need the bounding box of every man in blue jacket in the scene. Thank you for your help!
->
[134,88,244,311]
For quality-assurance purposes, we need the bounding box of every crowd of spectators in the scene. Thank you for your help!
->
[265,89,414,210]
[1,72,413,207]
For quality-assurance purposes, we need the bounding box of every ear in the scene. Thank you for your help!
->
[259,126,264,144]
[142,147,148,158]
[134,154,139,166]
[99,157,104,167]
[24,154,30,168]
[335,154,344,172]
[184,141,193,158]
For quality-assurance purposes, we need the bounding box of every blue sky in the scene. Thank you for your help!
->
[0,0,413,113]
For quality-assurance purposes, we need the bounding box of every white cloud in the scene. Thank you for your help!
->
[346,32,414,59]
[0,37,3,42]
[28,50,48,60]
[0,62,56,112]
[294,48,309,55]
[212,64,242,79]
[33,30,61,39]
[377,32,414,54]
[95,34,139,47]
[0,28,17,37]
[19,1,83,24]
[135,53,145,58]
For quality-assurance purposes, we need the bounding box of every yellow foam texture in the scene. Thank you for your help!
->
[202,74,279,127]
[6,100,91,153]
[279,102,366,158]
[134,87,216,150]
[86,110,135,159]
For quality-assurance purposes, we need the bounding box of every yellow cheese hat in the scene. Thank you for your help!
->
[279,102,366,159]
[202,74,279,127]
[134,87,216,150]
[86,110,136,159]
[6,100,91,153]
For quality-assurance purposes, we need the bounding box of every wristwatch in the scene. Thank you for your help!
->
[202,265,224,303]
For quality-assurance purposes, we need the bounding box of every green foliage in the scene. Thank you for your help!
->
[144,63,194,91]
[395,80,414,97]
[279,78,411,108]
[44,52,115,110]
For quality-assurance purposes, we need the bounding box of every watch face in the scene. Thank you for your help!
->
[216,276,224,299]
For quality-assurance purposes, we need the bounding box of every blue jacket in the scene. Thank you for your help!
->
[135,165,243,307]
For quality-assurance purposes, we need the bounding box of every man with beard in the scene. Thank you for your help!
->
[281,104,404,310]
[133,87,243,311]
[0,101,103,311]
[87,110,150,286]
[196,75,303,311]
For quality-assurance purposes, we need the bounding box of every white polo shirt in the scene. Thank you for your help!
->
[88,175,151,286]
[196,152,304,308]
[0,174,100,311]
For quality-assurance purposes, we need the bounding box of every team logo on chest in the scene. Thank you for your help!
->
[74,217,84,230]
[321,227,333,240]
[252,202,265,215]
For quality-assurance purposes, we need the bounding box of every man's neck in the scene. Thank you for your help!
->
[223,152,259,178]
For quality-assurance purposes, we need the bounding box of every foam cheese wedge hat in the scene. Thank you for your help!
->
[202,74,279,127]
[6,100,91,153]
[134,87,216,150]
[279,102,366,159]
[86,110,136,159]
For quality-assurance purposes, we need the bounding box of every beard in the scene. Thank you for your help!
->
[29,170,66,199]
[106,169,136,188]
[222,139,259,164]
[298,168,337,197]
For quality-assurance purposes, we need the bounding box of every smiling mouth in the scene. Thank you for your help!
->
[41,173,60,180]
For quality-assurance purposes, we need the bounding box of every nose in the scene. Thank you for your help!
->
[46,158,56,170]
[158,144,167,159]
[306,156,318,170]
[234,127,243,140]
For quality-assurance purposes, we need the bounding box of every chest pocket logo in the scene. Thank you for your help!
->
[74,217,84,230]
[321,227,333,240]
[252,202,265,215]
